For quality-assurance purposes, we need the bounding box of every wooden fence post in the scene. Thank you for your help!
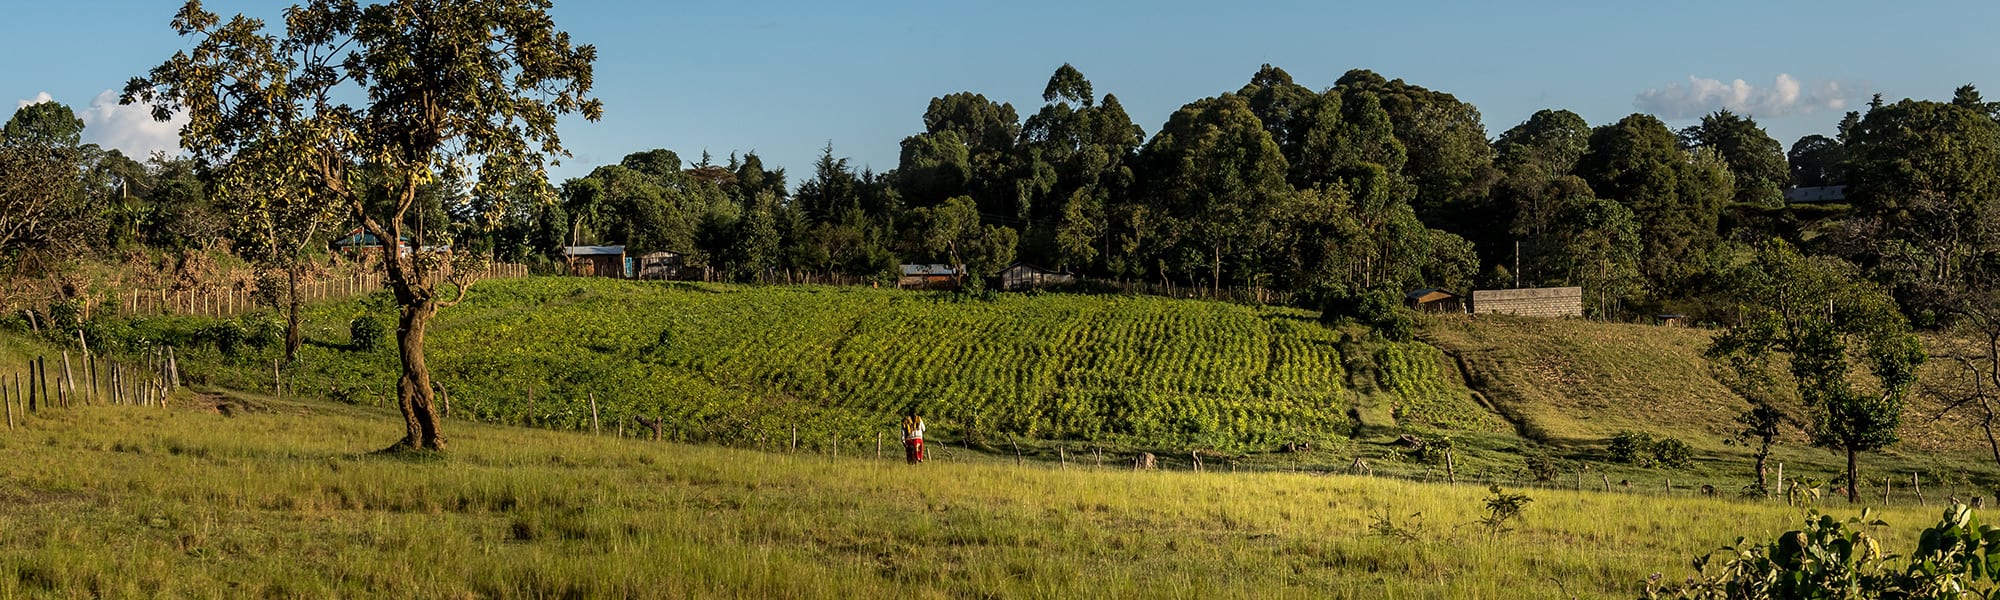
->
[167,347,179,390]
[1914,472,1924,506]
[1777,462,1785,504]
[1012,439,1023,467]
[790,424,798,452]
[876,431,883,459]
[1445,450,1457,486]
[4,378,12,428]
[58,352,74,408]
[589,392,600,434]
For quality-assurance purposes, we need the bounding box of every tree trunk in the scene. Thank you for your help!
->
[1846,446,1860,504]
[284,263,303,363]
[390,302,445,451]
[1753,448,1769,495]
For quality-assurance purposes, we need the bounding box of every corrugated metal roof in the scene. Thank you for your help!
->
[564,245,626,256]
[900,264,957,276]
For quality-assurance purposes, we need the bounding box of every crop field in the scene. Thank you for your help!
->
[119,278,1399,452]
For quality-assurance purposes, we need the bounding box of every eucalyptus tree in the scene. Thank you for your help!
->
[125,0,600,451]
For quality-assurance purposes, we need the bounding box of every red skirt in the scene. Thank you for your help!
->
[904,438,925,463]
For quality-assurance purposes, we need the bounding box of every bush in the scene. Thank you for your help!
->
[1644,503,2000,599]
[1652,437,1694,468]
[1524,452,1562,482]
[350,316,384,351]
[1319,289,1417,342]
[202,320,247,358]
[1608,431,1694,469]
[1608,431,1658,467]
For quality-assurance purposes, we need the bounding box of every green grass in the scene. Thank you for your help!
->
[0,393,1957,599]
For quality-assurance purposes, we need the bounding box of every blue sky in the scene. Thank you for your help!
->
[5,1,1996,187]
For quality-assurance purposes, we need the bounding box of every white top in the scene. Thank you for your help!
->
[904,419,925,441]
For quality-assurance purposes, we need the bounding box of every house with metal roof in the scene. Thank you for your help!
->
[1405,288,1466,314]
[563,245,629,278]
[998,263,1074,291]
[898,264,959,290]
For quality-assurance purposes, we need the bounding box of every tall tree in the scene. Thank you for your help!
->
[1841,99,2000,318]
[1333,69,1497,234]
[1681,110,1789,207]
[1579,114,1729,295]
[2,102,85,149]
[1787,134,1847,188]
[1137,94,1291,290]
[1495,109,1591,175]
[0,101,94,260]
[1709,241,1924,503]
[127,0,600,451]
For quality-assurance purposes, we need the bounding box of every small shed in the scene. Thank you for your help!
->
[898,264,959,290]
[564,245,628,278]
[1656,314,1689,328]
[636,250,694,281]
[1405,288,1466,314]
[998,263,1074,291]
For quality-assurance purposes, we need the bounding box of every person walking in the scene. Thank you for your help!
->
[901,414,926,464]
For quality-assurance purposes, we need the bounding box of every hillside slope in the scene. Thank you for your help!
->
[76,277,1996,481]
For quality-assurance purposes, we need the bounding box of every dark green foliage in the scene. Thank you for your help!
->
[1319,289,1415,342]
[1608,430,1658,467]
[1680,110,1789,207]
[1652,437,1693,469]
[1523,451,1562,482]
[349,316,384,351]
[1646,503,2000,599]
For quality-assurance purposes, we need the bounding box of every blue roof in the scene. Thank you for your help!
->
[333,230,408,247]
[564,245,626,256]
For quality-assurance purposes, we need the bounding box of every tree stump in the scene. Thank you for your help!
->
[1133,452,1157,471]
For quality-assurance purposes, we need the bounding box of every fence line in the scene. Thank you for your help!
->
[117,263,529,318]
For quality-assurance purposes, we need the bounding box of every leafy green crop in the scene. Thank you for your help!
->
[134,278,1361,451]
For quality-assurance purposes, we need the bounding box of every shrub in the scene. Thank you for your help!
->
[1608,431,1658,467]
[1607,431,1694,469]
[350,316,384,351]
[1414,434,1456,464]
[1477,485,1532,538]
[202,320,247,358]
[1524,452,1562,482]
[1652,437,1694,468]
[1319,289,1417,342]
[1644,503,2000,599]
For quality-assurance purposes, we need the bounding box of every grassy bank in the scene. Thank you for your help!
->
[0,394,1949,599]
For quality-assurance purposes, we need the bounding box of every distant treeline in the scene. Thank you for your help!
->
[5,64,2000,324]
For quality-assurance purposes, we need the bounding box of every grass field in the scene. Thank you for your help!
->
[0,392,1955,599]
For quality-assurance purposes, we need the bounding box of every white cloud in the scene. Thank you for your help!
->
[17,91,54,110]
[11,90,186,158]
[78,89,186,159]
[1634,74,1854,119]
